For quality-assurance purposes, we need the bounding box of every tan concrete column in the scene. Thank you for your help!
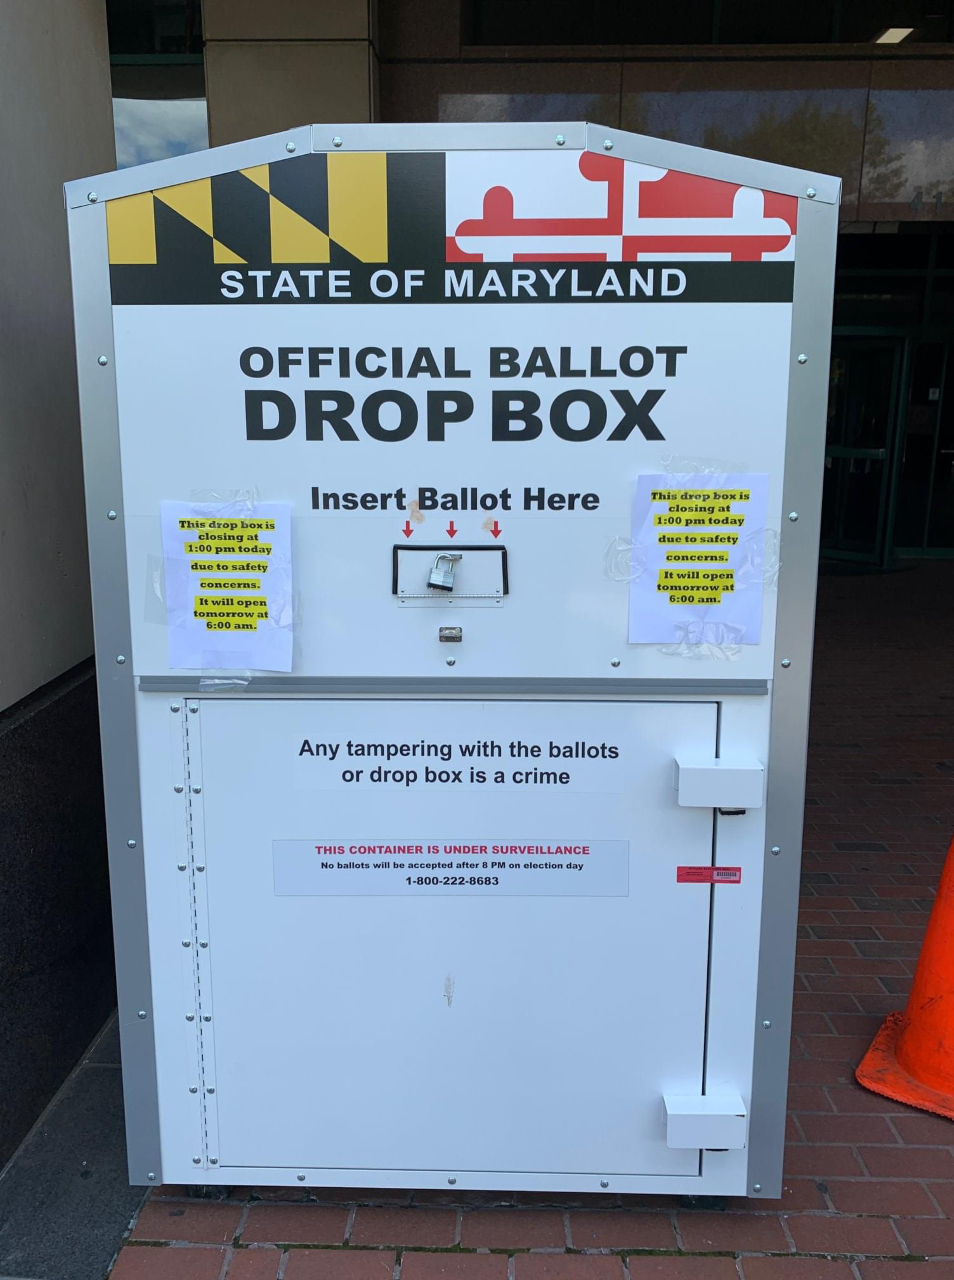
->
[203,0,378,147]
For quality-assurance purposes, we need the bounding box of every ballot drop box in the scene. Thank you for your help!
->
[67,122,839,1197]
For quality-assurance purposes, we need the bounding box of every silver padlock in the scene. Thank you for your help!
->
[427,552,461,592]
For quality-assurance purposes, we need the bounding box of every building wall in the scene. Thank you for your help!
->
[203,0,377,146]
[0,0,117,1164]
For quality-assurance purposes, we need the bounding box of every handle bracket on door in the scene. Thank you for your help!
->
[673,757,764,809]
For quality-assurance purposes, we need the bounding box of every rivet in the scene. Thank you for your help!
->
[186,1014,194,1022]
[177,862,187,871]
[298,1173,306,1181]
[174,784,184,793]
[196,865,205,872]
[97,355,108,366]
[138,1010,147,1019]
[207,1087,215,1094]
[116,654,126,664]
[332,136,343,147]
[797,353,808,364]
[446,658,456,666]
[189,1086,198,1094]
[87,192,98,202]
[806,187,816,199]
[611,659,621,668]
[193,1157,201,1165]
[107,509,117,520]
[203,1015,212,1022]
[600,1179,609,1188]
[788,512,799,522]
[771,846,781,856]
[752,1183,762,1193]
[555,134,566,146]
[192,786,202,794]
[189,704,199,713]
[286,141,296,153]
[147,1172,156,1181]
[762,1019,772,1028]
[210,1158,218,1165]
[127,839,137,848]
[781,658,792,668]
[603,140,613,151]
[199,940,208,948]
[182,940,191,948]
[447,1176,457,1185]
[170,703,181,713]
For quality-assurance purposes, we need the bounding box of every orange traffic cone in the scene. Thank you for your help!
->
[856,835,954,1119]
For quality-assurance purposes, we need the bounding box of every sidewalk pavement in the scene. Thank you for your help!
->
[108,563,954,1279]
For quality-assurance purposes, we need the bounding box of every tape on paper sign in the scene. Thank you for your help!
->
[676,866,742,884]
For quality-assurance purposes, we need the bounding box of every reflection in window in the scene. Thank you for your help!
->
[440,93,607,123]
[113,98,208,169]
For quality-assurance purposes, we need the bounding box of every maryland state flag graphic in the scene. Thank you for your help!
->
[107,149,795,305]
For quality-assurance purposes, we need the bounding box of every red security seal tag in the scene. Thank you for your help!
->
[676,866,742,884]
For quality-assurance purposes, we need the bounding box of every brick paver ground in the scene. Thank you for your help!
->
[109,564,954,1279]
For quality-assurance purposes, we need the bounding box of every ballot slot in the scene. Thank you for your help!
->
[393,544,508,608]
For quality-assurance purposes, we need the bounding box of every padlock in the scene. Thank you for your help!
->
[427,552,462,592]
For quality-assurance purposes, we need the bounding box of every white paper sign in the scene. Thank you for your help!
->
[628,473,769,646]
[160,499,293,671]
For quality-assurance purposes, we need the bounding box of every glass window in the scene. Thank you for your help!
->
[112,98,208,168]
[717,1,834,43]
[895,343,945,547]
[839,1,952,43]
[928,348,954,546]
[106,0,203,56]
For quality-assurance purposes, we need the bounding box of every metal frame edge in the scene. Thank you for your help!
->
[66,200,163,1185]
[747,192,840,1197]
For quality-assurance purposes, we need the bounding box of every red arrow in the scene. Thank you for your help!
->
[402,521,413,538]
[446,520,458,538]
[489,520,502,539]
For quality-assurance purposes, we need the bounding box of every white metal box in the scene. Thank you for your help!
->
[66,120,838,1198]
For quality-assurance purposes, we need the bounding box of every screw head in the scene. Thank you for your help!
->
[186,1014,194,1021]
[762,1019,772,1028]
[196,865,205,872]
[199,940,209,948]
[107,509,117,520]
[207,1087,215,1094]
[203,1015,212,1022]
[209,1158,218,1165]
[600,1179,609,1188]
[127,838,137,848]
[87,192,98,202]
[115,654,126,664]
[177,863,187,871]
[193,1157,201,1165]
[97,355,108,366]
[806,187,817,199]
[611,659,621,668]
[446,658,456,666]
[192,786,202,794]
[771,846,781,856]
[147,1172,156,1181]
[781,658,792,668]
[174,784,184,793]
[797,353,808,364]
[752,1183,762,1193]
[138,1010,147,1019]
[603,140,613,151]
[447,1176,457,1185]
[555,134,566,146]
[189,1086,198,1094]
[189,704,199,713]
[298,1173,306,1181]
[182,940,191,948]
[286,141,296,153]
[788,512,799,522]
[332,136,343,147]
[170,703,181,713]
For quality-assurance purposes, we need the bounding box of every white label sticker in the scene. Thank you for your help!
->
[273,839,629,897]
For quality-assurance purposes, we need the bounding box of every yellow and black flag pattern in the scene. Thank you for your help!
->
[107,151,446,304]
